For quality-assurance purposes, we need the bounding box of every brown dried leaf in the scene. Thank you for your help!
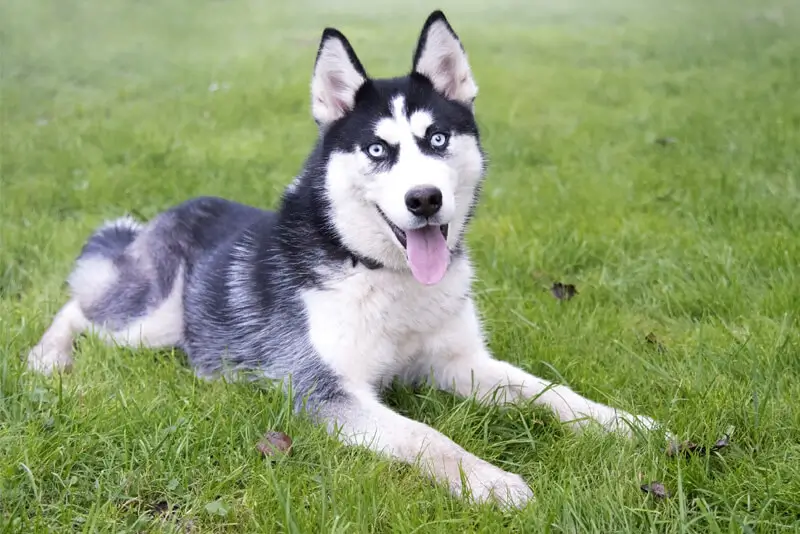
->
[551,282,578,301]
[665,426,734,457]
[641,481,671,499]
[712,426,734,451]
[257,430,293,458]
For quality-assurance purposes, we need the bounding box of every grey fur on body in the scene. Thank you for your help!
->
[76,198,340,407]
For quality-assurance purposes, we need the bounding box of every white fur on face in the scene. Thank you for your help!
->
[311,37,366,126]
[373,96,455,229]
[324,95,484,271]
[414,20,478,106]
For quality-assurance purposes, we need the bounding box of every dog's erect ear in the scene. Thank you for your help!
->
[311,29,368,126]
[412,11,478,107]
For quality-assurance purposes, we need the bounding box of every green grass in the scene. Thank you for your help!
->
[2,0,800,531]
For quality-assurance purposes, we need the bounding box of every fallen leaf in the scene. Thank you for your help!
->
[641,481,671,499]
[712,425,734,451]
[551,282,578,301]
[257,430,293,458]
[665,426,734,457]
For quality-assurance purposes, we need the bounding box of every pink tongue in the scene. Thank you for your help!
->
[405,226,450,285]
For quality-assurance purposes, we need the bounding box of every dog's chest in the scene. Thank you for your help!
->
[302,264,471,386]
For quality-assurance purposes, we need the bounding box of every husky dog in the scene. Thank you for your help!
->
[27,11,658,507]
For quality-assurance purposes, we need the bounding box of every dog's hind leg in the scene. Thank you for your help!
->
[27,220,135,375]
[27,215,184,374]
[73,214,186,352]
[27,299,89,375]
[94,263,185,350]
[27,217,143,375]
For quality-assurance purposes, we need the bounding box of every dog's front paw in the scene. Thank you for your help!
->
[573,402,660,438]
[464,460,534,509]
[601,410,658,436]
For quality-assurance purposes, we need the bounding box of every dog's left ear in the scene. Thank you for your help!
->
[311,28,368,127]
[412,11,478,107]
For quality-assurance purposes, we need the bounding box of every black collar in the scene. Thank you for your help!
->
[350,253,383,270]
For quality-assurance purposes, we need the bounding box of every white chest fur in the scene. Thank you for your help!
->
[301,259,473,388]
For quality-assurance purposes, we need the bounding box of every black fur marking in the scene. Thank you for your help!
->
[351,254,383,270]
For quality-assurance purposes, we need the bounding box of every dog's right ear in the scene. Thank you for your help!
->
[311,29,368,127]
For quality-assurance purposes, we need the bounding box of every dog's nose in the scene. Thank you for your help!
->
[405,186,442,218]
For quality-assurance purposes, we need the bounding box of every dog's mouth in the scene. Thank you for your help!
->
[377,209,448,248]
[377,208,451,285]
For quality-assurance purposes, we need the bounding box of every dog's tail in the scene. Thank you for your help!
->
[27,215,147,375]
[68,214,145,316]
[78,215,143,260]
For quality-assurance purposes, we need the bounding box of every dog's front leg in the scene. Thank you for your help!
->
[410,299,658,435]
[316,389,533,507]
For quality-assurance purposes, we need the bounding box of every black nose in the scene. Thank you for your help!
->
[405,186,443,218]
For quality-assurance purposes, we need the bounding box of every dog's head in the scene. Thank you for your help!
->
[310,11,484,285]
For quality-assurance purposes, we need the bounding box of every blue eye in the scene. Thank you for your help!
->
[429,132,449,150]
[366,142,388,160]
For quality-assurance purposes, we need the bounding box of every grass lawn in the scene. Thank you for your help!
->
[2,0,800,531]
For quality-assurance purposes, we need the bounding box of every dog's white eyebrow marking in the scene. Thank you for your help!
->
[375,96,408,145]
[374,96,434,145]
[409,111,433,138]
[392,96,406,120]
[375,118,403,145]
